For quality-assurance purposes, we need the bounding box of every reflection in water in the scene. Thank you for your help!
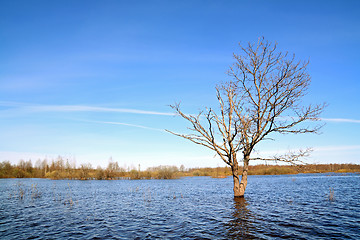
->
[225,197,256,239]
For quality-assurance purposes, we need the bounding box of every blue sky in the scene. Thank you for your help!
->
[1,0,359,169]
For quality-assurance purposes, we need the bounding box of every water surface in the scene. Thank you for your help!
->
[1,174,359,239]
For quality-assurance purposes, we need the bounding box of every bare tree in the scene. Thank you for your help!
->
[167,38,325,197]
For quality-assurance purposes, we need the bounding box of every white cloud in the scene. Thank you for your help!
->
[0,101,174,116]
[84,120,165,132]
[322,118,360,124]
[251,145,360,158]
[313,145,360,152]
[28,105,174,116]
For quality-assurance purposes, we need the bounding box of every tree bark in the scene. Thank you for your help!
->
[239,158,249,197]
[232,156,249,198]
[232,167,242,197]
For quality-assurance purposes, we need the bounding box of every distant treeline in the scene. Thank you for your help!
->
[0,157,359,180]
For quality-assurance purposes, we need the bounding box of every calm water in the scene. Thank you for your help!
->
[0,174,359,239]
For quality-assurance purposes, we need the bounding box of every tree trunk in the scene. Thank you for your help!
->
[232,156,249,198]
[232,167,242,197]
[239,158,249,197]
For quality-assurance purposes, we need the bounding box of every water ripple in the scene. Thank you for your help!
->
[0,174,359,239]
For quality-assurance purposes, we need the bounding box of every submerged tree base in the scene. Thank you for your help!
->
[234,195,245,200]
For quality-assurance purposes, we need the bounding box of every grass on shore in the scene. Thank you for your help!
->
[1,159,359,180]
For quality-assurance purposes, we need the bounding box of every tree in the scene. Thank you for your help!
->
[80,163,92,180]
[167,38,325,197]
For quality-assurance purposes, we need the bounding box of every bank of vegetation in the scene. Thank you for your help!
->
[0,158,359,180]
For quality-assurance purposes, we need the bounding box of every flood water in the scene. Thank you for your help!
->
[1,174,359,239]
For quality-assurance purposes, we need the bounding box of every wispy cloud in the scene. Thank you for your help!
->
[2,102,360,123]
[0,101,174,116]
[29,105,174,116]
[313,145,360,152]
[0,101,28,107]
[321,118,360,124]
[82,120,165,132]
[252,145,360,157]
[275,116,360,124]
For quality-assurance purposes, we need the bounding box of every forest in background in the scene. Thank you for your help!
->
[0,157,359,180]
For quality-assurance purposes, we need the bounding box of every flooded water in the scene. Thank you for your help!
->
[0,174,359,239]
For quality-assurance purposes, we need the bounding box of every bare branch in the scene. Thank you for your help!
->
[167,37,326,197]
[250,148,313,165]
